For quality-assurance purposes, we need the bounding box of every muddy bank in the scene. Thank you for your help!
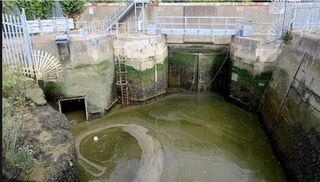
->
[17,104,79,182]
[2,73,79,182]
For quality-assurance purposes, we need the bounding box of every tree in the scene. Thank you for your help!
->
[60,0,86,20]
[60,0,86,29]
[2,0,55,20]
[21,0,55,20]
[2,0,86,21]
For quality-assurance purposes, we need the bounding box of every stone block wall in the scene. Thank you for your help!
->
[114,34,168,101]
[260,31,320,182]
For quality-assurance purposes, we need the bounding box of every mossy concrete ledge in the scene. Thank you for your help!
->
[260,31,320,182]
[114,34,168,101]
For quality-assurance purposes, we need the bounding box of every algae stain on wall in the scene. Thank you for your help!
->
[113,35,168,102]
[126,58,168,101]
[63,60,114,112]
[169,51,229,92]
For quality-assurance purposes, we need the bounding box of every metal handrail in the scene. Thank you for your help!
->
[157,16,246,28]
[155,16,246,35]
[104,0,134,31]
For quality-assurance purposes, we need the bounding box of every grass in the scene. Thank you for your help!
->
[312,28,320,36]
[2,67,37,180]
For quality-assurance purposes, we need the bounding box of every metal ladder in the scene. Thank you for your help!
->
[116,58,129,104]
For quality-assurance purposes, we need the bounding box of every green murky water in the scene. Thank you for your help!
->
[69,93,288,182]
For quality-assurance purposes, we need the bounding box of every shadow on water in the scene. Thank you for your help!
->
[67,92,288,182]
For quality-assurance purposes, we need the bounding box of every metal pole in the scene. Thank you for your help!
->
[21,8,33,67]
[134,2,137,31]
[282,0,288,37]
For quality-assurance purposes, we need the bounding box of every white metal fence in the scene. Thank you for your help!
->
[2,9,34,77]
[26,18,74,34]
[2,9,63,81]
[290,7,320,30]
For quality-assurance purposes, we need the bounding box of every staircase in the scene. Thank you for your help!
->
[104,0,135,31]
[116,58,129,104]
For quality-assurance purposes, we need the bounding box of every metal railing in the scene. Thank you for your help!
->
[104,0,134,31]
[268,0,320,43]
[76,20,108,36]
[153,16,246,35]
[26,18,74,34]
[250,22,272,39]
[2,9,34,75]
[290,7,320,31]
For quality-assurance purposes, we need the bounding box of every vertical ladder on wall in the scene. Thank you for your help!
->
[116,58,129,105]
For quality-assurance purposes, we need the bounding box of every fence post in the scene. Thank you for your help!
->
[38,18,43,34]
[20,8,33,67]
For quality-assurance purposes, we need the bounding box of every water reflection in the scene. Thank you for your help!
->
[68,93,288,182]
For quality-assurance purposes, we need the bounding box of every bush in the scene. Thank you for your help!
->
[283,31,293,45]
[3,145,37,179]
[2,68,37,180]
[41,81,64,102]
[2,67,32,106]
[2,98,37,179]
[313,28,320,36]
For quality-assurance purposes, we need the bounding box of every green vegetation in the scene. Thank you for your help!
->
[87,0,253,2]
[85,0,124,2]
[283,30,293,45]
[186,45,205,49]
[312,28,320,36]
[161,0,252,2]
[173,52,198,64]
[70,60,111,75]
[2,0,85,20]
[125,59,167,86]
[2,67,37,180]
[41,81,64,102]
[60,0,86,20]
[73,64,92,70]
[231,66,272,89]
[2,67,32,105]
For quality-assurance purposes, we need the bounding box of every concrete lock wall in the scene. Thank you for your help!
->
[63,36,115,114]
[260,32,320,182]
[229,36,282,110]
[168,44,229,92]
[29,2,277,113]
[32,35,115,114]
[114,34,168,101]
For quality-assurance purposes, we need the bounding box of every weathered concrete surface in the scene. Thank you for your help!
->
[114,34,168,101]
[229,35,282,110]
[79,3,120,21]
[168,44,229,92]
[32,34,115,114]
[260,31,320,182]
[64,35,114,114]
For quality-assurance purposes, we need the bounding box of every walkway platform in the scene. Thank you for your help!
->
[158,28,239,36]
